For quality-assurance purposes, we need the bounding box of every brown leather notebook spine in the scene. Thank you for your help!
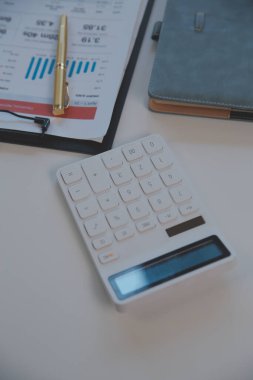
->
[149,99,231,119]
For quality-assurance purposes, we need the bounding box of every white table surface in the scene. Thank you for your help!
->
[1,1,253,379]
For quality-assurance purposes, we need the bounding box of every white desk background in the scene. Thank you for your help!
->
[1,2,253,379]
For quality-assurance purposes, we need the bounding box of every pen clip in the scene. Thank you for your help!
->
[64,81,70,109]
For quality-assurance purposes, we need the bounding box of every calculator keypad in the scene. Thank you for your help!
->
[57,135,204,263]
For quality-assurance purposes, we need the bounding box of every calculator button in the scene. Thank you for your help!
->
[160,168,182,187]
[92,234,113,250]
[157,207,178,225]
[114,225,135,241]
[102,151,123,169]
[98,251,119,264]
[84,216,108,237]
[131,157,153,178]
[136,218,156,232]
[106,207,129,229]
[82,158,111,193]
[76,198,98,219]
[169,185,192,204]
[68,181,90,201]
[127,199,150,220]
[110,165,132,186]
[142,135,163,154]
[148,190,172,212]
[151,151,173,170]
[122,142,144,161]
[118,183,141,202]
[97,191,119,211]
[61,165,83,184]
[139,174,162,194]
[179,201,198,216]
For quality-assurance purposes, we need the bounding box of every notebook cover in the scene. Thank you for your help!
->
[148,0,253,120]
[0,0,154,155]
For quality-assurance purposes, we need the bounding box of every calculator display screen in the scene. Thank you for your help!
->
[109,236,231,300]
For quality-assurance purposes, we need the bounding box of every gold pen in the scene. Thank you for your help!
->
[53,15,69,116]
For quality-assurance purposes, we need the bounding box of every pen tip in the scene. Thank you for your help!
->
[53,106,65,116]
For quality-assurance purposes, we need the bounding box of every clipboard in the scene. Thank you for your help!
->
[0,0,154,155]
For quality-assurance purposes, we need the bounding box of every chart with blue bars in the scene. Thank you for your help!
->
[25,56,97,80]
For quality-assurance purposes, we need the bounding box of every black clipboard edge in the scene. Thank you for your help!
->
[0,0,154,155]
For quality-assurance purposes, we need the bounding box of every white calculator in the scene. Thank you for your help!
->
[57,134,235,311]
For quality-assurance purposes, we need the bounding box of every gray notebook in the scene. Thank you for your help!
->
[148,0,253,120]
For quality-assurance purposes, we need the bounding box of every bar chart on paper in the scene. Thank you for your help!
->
[25,56,97,80]
[0,44,110,120]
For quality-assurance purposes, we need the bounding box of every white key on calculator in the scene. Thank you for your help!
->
[57,135,235,311]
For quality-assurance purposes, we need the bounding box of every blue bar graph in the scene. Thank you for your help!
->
[84,62,89,73]
[32,57,42,80]
[48,58,55,75]
[76,61,82,74]
[25,56,35,79]
[68,60,76,78]
[91,62,96,72]
[39,58,49,79]
[25,57,97,80]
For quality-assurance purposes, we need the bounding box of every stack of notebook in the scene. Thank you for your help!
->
[148,0,253,121]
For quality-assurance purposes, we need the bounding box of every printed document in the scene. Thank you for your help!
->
[0,0,146,140]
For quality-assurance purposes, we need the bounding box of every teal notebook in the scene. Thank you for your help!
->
[148,0,253,120]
